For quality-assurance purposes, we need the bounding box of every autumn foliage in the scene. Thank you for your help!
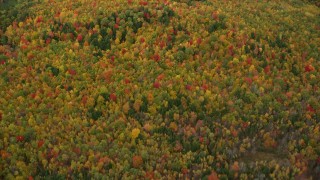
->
[0,0,319,179]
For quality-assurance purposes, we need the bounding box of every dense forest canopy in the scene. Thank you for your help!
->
[0,0,319,179]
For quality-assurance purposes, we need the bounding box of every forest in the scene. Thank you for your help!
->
[0,0,319,179]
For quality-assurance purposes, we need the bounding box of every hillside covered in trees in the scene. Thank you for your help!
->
[0,0,319,179]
